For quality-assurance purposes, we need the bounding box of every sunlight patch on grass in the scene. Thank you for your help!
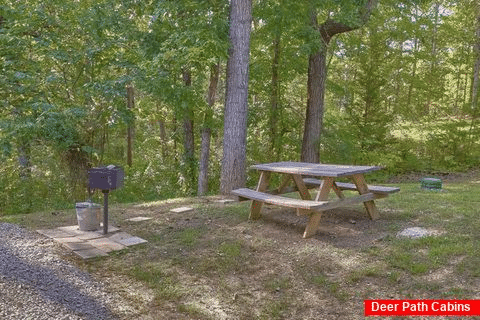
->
[384,235,469,275]
[133,197,194,208]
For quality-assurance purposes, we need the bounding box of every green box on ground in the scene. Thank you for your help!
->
[421,177,442,190]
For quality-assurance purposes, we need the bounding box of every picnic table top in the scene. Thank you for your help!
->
[250,161,382,178]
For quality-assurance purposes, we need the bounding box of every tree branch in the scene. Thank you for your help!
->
[319,0,378,44]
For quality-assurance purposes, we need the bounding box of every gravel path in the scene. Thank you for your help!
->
[0,222,121,320]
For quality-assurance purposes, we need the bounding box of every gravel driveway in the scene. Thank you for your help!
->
[0,223,121,320]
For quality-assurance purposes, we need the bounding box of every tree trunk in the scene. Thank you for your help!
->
[198,63,220,196]
[158,117,168,160]
[468,1,480,147]
[12,108,32,179]
[220,0,252,194]
[270,34,281,160]
[301,0,378,163]
[301,45,326,163]
[454,61,462,114]
[17,143,31,180]
[464,46,471,106]
[472,2,480,113]
[182,70,196,193]
[126,85,134,167]
[407,37,418,110]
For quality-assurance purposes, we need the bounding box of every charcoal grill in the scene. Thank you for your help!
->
[88,165,124,234]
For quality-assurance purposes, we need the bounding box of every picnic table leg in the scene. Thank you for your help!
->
[291,174,312,216]
[332,182,345,199]
[249,171,271,220]
[351,174,380,220]
[276,174,292,194]
[302,177,334,238]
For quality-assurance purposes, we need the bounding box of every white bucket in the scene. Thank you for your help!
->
[75,202,102,231]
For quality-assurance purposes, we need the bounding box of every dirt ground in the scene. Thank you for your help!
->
[86,197,414,320]
[7,177,478,319]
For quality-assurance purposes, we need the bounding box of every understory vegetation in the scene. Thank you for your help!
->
[1,115,479,215]
[1,0,480,214]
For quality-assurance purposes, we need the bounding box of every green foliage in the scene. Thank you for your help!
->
[1,0,480,215]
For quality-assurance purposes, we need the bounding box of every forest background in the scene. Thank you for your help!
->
[1,0,479,214]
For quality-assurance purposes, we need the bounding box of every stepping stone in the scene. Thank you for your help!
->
[76,231,105,241]
[58,225,84,234]
[126,216,153,222]
[58,225,119,239]
[73,248,109,260]
[99,223,120,233]
[62,242,95,251]
[59,224,120,234]
[37,229,76,239]
[109,232,147,247]
[54,237,85,244]
[397,227,432,239]
[170,207,194,213]
[88,238,125,253]
[214,199,235,205]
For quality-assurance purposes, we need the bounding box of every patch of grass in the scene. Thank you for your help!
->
[361,245,384,256]
[385,235,472,276]
[346,266,382,283]
[441,287,471,299]
[215,240,248,272]
[184,239,251,276]
[177,227,206,247]
[130,264,182,301]
[264,275,291,292]
[218,240,242,258]
[424,236,470,264]
[386,271,401,283]
[409,281,442,293]
[177,303,212,319]
[204,202,252,223]
[456,254,480,277]
[311,274,349,302]
[259,299,290,320]
[386,250,430,275]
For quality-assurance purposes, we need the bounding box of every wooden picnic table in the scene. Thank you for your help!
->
[232,161,399,238]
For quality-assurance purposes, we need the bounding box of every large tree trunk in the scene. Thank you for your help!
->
[301,46,326,163]
[301,0,378,163]
[198,63,220,196]
[220,0,252,194]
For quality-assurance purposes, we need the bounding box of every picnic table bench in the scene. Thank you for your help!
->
[231,162,399,238]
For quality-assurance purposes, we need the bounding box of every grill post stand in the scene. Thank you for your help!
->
[102,189,109,234]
